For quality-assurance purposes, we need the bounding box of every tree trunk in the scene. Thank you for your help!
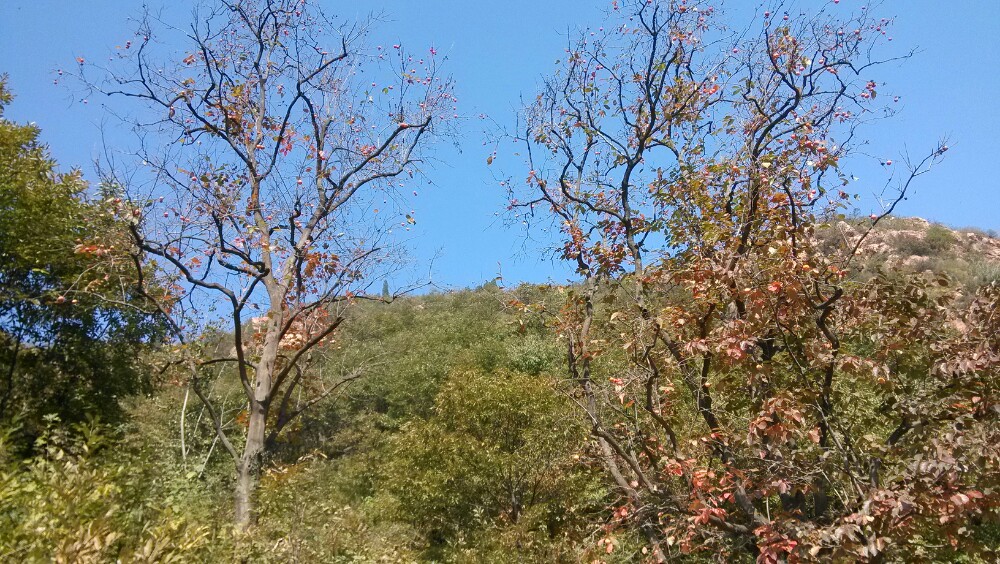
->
[235,307,281,527]
[235,402,267,528]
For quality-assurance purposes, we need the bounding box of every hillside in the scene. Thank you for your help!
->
[822,216,1000,289]
[5,217,997,562]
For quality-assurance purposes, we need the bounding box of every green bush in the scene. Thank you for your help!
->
[925,223,958,252]
[378,369,601,560]
[895,224,958,257]
[0,417,218,563]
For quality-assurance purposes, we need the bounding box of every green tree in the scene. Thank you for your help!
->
[0,78,160,446]
[380,369,597,557]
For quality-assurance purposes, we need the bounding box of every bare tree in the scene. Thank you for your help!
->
[81,0,453,527]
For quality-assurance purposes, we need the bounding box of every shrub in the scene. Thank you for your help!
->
[0,417,217,562]
[378,369,600,559]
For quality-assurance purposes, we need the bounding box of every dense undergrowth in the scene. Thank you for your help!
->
[3,215,999,562]
[1,285,649,562]
[4,262,998,562]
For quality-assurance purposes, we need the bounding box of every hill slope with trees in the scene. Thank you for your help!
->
[1,0,999,562]
[2,226,997,560]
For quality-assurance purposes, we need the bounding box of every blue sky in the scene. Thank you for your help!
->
[1,1,998,289]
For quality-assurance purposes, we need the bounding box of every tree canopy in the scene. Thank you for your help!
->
[0,77,161,446]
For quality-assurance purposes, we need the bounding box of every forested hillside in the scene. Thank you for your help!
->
[3,235,998,561]
[2,0,999,562]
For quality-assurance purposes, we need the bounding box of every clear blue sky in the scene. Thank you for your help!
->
[1,1,998,289]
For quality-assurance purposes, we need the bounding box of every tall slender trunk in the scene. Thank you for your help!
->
[235,402,267,528]
[234,306,281,528]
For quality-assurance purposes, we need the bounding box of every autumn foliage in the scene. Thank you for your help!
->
[506,0,998,561]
